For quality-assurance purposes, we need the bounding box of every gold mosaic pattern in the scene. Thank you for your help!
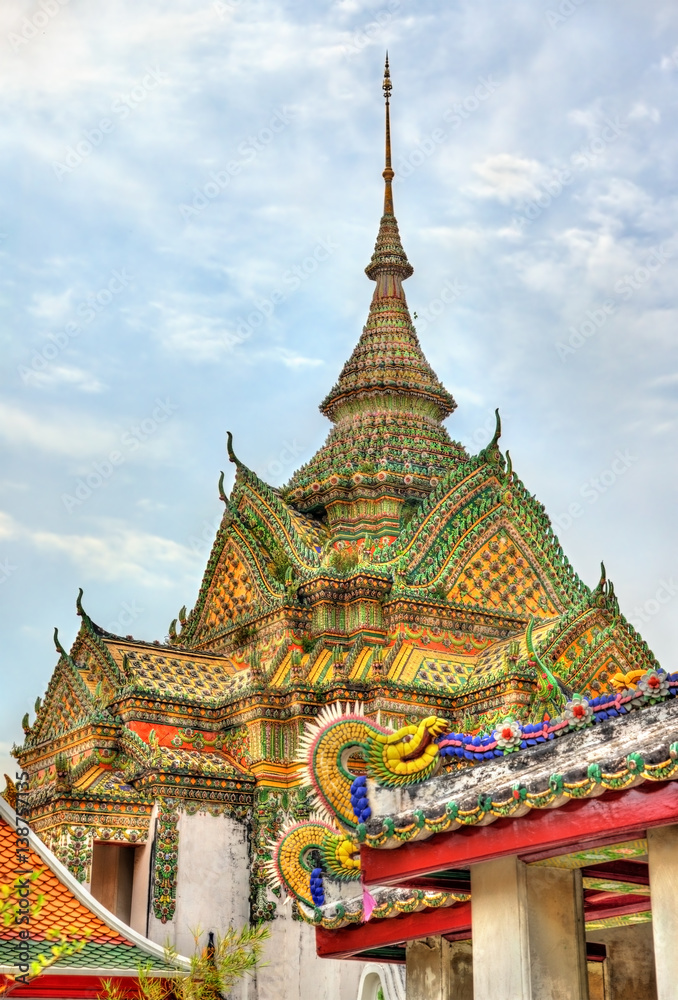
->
[30,664,92,745]
[156,746,241,776]
[389,644,475,687]
[114,643,240,700]
[202,541,264,629]
[530,839,647,869]
[447,528,558,617]
[473,619,558,677]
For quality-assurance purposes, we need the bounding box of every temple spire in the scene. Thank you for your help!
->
[286,58,464,521]
[365,56,413,282]
[383,53,394,215]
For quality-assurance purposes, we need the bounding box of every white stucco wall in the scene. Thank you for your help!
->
[130,802,158,936]
[146,808,250,956]
[145,806,363,1000]
[240,906,363,1000]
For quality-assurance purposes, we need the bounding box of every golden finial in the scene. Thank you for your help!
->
[382,53,394,215]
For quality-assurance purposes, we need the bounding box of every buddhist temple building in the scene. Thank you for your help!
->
[12,58,675,1000]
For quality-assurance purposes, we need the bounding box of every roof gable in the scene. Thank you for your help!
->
[0,795,187,975]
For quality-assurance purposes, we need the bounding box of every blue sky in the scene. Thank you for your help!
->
[2,0,678,778]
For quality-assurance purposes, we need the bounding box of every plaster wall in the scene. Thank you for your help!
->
[147,809,250,957]
[143,807,361,999]
[130,802,157,936]
[241,907,363,1000]
[587,923,657,1000]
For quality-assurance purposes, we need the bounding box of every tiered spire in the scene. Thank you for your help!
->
[320,56,455,423]
[286,57,466,531]
[364,54,412,280]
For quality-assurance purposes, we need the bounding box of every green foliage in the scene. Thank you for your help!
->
[1,871,44,929]
[232,624,254,649]
[329,550,359,573]
[399,498,421,530]
[0,875,89,996]
[270,548,292,584]
[99,924,269,1000]
[376,988,385,1000]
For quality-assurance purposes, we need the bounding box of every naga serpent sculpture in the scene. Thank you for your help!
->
[267,704,449,910]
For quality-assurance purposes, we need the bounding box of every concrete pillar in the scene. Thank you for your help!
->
[406,937,473,1000]
[406,938,450,1000]
[449,940,473,999]
[648,824,678,1000]
[587,924,657,1000]
[471,856,589,1000]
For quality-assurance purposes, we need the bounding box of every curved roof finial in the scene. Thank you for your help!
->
[382,52,394,215]
[53,626,68,659]
[226,431,242,467]
[218,470,228,502]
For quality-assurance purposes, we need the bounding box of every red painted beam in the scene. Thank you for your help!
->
[584,890,650,908]
[1,975,142,999]
[315,902,472,960]
[362,783,678,887]
[585,897,651,922]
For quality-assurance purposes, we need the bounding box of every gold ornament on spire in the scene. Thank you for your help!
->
[382,53,394,215]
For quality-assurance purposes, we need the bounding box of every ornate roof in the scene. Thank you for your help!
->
[286,60,464,522]
[0,795,186,979]
[266,668,676,934]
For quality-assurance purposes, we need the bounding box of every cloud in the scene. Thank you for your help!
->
[275,350,324,369]
[30,521,201,589]
[27,287,75,322]
[0,402,119,458]
[628,102,661,124]
[21,365,105,393]
[467,154,545,204]
[0,512,19,540]
[150,301,248,362]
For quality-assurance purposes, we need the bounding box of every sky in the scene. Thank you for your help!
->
[1,0,677,780]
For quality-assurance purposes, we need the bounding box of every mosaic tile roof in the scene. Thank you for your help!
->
[0,797,184,975]
[105,639,243,702]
